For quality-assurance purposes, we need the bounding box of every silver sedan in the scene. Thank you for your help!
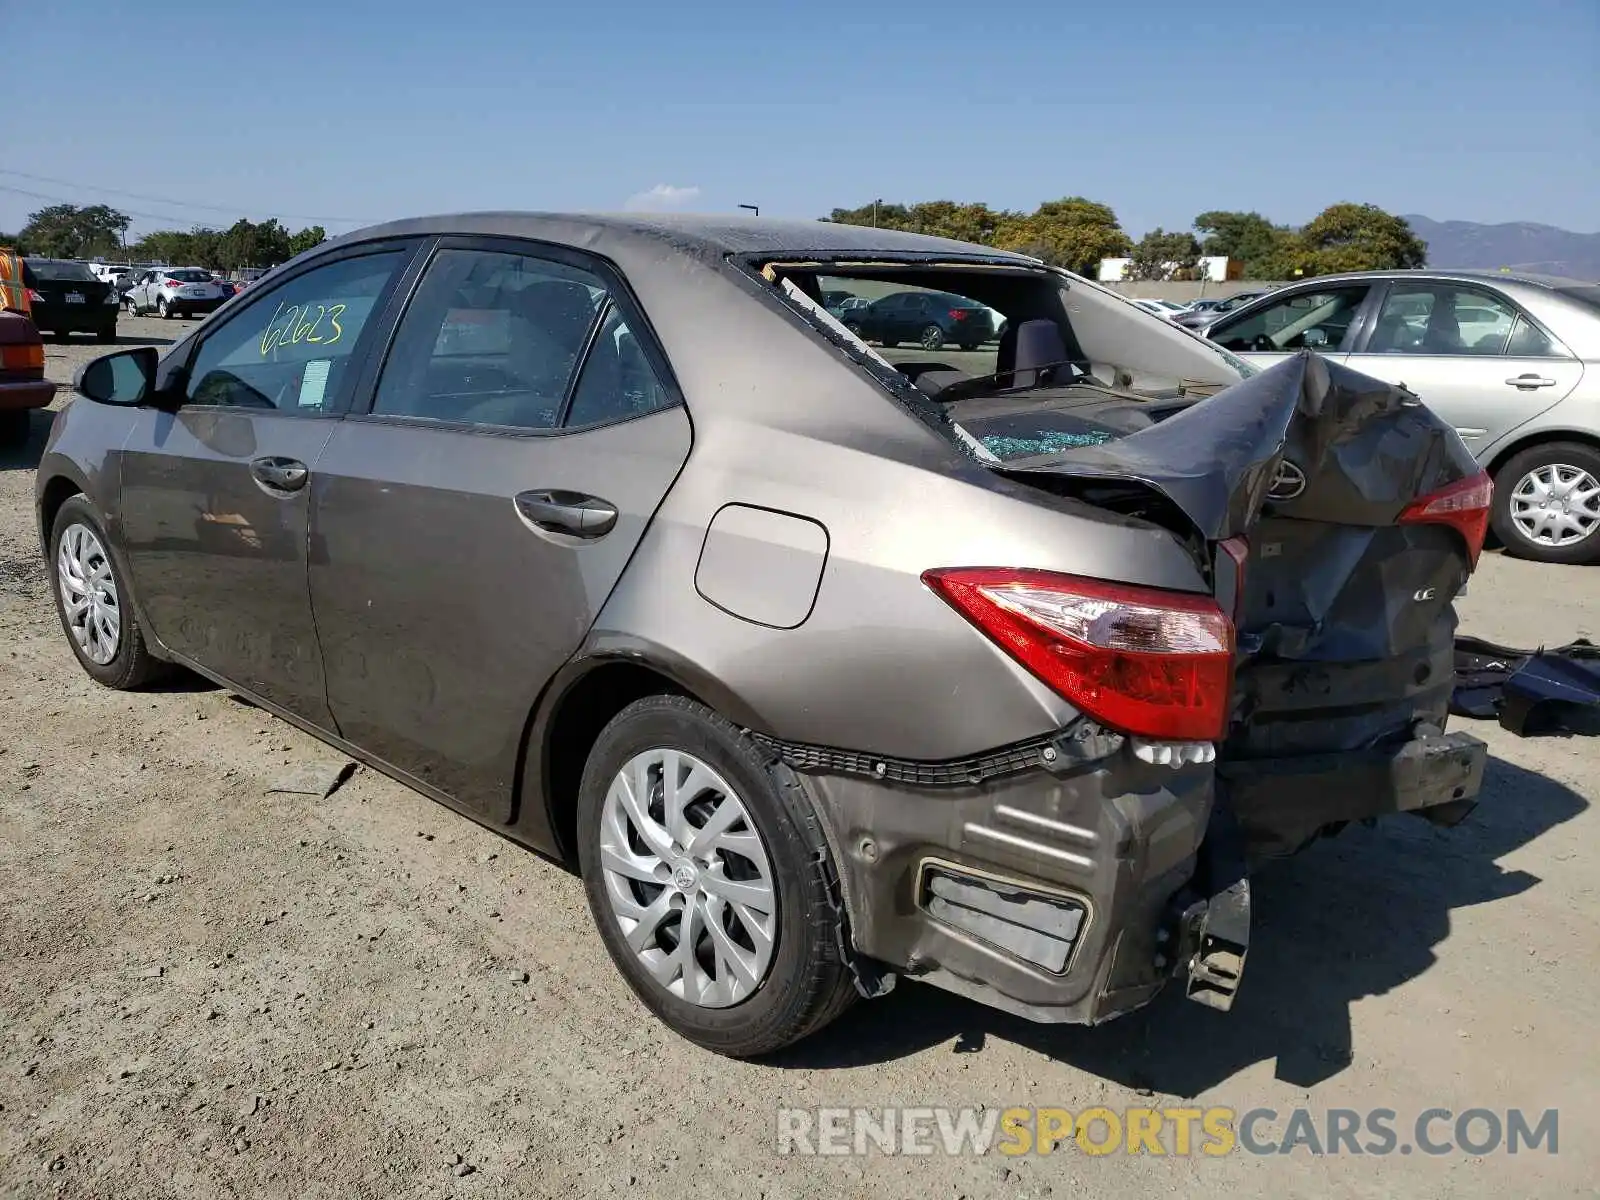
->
[1201,270,1600,564]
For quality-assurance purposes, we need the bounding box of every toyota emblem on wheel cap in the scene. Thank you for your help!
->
[1267,461,1307,501]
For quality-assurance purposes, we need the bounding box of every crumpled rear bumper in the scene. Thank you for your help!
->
[790,727,1216,1026]
[1219,727,1488,860]
[788,723,1487,1026]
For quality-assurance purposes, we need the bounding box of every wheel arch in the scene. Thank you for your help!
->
[1486,428,1600,479]
[37,471,87,552]
[521,642,773,864]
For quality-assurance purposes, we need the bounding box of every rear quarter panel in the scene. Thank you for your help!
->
[586,256,1211,760]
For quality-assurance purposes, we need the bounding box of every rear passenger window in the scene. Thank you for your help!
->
[371,249,606,430]
[564,307,674,428]
[1507,317,1560,358]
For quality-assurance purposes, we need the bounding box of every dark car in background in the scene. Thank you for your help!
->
[845,289,994,350]
[1173,290,1270,330]
[22,259,118,341]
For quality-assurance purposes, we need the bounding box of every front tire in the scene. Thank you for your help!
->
[576,695,855,1057]
[1490,442,1600,565]
[49,496,166,689]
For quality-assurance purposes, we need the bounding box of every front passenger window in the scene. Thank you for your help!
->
[1213,287,1369,354]
[183,251,406,412]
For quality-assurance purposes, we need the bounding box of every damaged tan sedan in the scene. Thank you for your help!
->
[37,215,1489,1054]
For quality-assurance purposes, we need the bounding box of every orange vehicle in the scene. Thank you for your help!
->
[0,245,31,315]
[0,245,55,445]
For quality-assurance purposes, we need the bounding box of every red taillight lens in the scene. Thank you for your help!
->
[922,568,1235,741]
[949,309,968,320]
[1398,471,1492,568]
[0,342,44,371]
[25,288,44,303]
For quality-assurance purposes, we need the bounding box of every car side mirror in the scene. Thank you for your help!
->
[75,346,157,407]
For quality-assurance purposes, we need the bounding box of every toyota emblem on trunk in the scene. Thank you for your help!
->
[1267,461,1307,501]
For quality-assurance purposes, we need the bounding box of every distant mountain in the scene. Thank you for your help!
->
[1404,215,1600,280]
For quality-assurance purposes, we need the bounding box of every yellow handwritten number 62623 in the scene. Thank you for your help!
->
[259,299,347,356]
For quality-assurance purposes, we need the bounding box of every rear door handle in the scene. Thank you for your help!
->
[1505,374,1557,390]
[514,490,618,539]
[250,456,309,493]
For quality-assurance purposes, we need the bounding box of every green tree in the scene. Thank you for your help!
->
[1193,210,1298,278]
[993,197,1131,275]
[1295,203,1427,275]
[825,201,915,231]
[288,225,327,257]
[1126,228,1202,281]
[214,218,292,270]
[17,203,132,258]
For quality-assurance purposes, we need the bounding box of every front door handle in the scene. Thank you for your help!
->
[1506,374,1557,390]
[250,456,309,493]
[514,490,618,539]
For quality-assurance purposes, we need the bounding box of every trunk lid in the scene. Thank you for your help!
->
[952,352,1488,856]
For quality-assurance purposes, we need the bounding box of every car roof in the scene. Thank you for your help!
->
[320,211,1041,266]
[1290,268,1593,290]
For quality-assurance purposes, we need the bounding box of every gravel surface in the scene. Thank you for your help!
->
[1,316,1596,1198]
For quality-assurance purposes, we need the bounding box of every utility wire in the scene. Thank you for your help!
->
[0,183,207,228]
[0,170,374,226]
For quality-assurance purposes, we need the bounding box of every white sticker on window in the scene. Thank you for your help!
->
[297,359,332,409]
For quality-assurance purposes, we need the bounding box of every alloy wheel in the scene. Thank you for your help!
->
[598,747,777,1008]
[56,523,121,665]
[1509,463,1600,548]
[920,324,944,350]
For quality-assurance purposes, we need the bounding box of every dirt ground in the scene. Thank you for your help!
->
[1,317,1596,1199]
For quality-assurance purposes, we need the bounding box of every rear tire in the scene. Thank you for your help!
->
[158,298,170,319]
[49,496,168,689]
[97,326,116,343]
[919,324,945,351]
[576,695,856,1057]
[1490,442,1600,565]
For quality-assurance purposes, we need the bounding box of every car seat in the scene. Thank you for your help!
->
[995,319,1069,389]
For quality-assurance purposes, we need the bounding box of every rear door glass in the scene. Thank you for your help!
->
[369,247,607,430]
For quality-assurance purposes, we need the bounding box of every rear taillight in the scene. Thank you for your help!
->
[1398,471,1492,568]
[25,289,43,303]
[949,309,969,320]
[922,567,1235,741]
[0,342,44,371]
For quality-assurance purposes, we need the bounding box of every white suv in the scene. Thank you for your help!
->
[124,267,229,320]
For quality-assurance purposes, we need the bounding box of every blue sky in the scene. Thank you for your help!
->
[4,0,1596,240]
